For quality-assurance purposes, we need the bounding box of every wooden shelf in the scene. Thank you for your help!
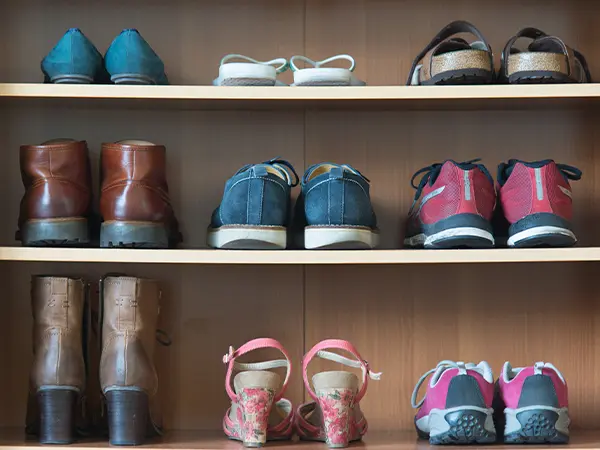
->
[2,247,600,264]
[1,83,600,110]
[0,429,595,450]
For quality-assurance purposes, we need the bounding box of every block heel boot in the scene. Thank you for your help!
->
[99,275,165,446]
[222,338,295,446]
[29,276,87,444]
[296,340,381,448]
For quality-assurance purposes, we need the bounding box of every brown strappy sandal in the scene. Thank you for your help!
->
[500,28,592,84]
[407,21,494,86]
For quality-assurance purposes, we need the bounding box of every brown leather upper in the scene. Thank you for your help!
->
[19,140,92,227]
[100,143,177,225]
[30,276,86,391]
[99,276,160,395]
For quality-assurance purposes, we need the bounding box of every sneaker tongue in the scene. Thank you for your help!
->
[305,163,359,182]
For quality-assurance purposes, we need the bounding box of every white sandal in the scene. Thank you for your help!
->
[214,54,288,86]
[290,55,365,86]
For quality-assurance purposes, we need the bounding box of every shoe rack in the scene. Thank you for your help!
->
[2,0,600,449]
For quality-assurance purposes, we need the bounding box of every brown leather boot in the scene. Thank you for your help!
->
[29,276,87,444]
[100,140,181,248]
[18,139,93,246]
[99,275,163,445]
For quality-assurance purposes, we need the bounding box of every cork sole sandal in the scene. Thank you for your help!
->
[296,340,381,448]
[222,339,294,447]
[500,28,592,84]
[407,21,494,86]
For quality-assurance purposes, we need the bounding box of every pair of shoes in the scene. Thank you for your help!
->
[207,159,379,249]
[27,275,168,446]
[17,139,181,248]
[222,338,380,448]
[404,159,582,249]
[42,28,168,85]
[214,54,365,86]
[408,21,592,85]
[413,360,569,445]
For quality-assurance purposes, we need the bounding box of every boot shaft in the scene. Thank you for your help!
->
[99,275,160,392]
[30,276,86,391]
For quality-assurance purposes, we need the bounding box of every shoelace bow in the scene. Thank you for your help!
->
[411,360,474,409]
[410,159,490,203]
[303,163,370,184]
[497,160,582,185]
[236,157,300,187]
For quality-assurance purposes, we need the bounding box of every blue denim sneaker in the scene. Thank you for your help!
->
[207,158,299,249]
[299,163,379,249]
[105,29,168,85]
[41,28,107,84]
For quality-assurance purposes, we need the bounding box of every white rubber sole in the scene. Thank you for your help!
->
[207,226,286,249]
[416,406,495,437]
[293,68,365,86]
[305,227,379,249]
[504,406,570,436]
[216,63,277,86]
[404,227,495,248]
[507,226,576,247]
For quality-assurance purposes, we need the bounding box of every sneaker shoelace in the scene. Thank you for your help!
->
[236,157,300,187]
[410,159,491,207]
[411,360,477,408]
[497,159,582,186]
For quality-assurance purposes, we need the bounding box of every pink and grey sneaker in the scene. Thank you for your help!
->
[222,338,294,447]
[404,159,496,249]
[497,160,582,247]
[497,362,569,444]
[295,339,381,448]
[412,360,496,444]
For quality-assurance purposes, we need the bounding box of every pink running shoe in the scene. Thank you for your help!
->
[295,339,381,448]
[412,360,496,444]
[497,362,569,444]
[222,338,294,447]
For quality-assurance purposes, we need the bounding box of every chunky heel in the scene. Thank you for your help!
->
[21,218,89,247]
[101,221,169,248]
[316,388,355,448]
[238,387,275,447]
[37,389,77,444]
[105,390,149,446]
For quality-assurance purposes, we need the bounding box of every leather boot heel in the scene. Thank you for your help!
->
[106,390,149,445]
[37,389,77,444]
[100,221,169,248]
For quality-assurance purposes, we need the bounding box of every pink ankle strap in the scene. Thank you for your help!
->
[223,337,291,402]
[302,339,381,403]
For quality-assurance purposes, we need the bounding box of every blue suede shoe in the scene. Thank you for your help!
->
[41,28,106,84]
[207,158,299,249]
[105,29,168,85]
[299,163,379,249]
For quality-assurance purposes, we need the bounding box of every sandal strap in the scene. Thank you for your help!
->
[220,54,289,74]
[223,337,292,402]
[290,54,355,72]
[302,339,381,403]
[406,20,493,85]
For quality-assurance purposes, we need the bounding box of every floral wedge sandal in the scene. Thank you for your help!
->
[296,340,381,448]
[222,338,294,447]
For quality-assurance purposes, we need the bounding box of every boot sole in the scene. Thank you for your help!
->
[21,218,89,247]
[101,221,169,248]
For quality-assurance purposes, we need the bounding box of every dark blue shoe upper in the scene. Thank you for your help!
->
[105,29,168,85]
[210,159,299,229]
[300,163,377,229]
[41,28,106,83]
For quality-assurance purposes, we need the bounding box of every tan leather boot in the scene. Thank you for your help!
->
[99,275,163,445]
[29,276,87,444]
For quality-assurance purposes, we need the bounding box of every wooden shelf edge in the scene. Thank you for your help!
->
[1,83,600,101]
[0,429,596,450]
[1,247,600,264]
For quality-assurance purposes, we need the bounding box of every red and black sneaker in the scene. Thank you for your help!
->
[404,159,496,249]
[497,160,581,248]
